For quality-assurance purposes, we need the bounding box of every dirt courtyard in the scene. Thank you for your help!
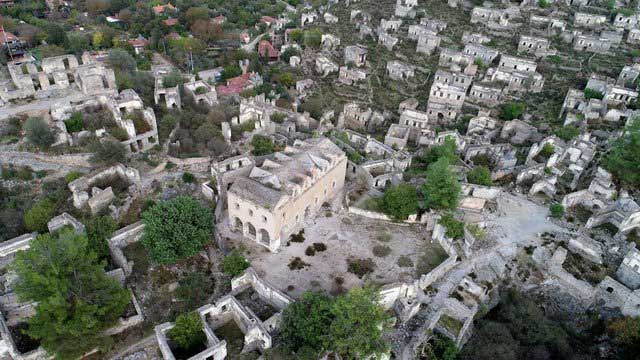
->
[220,209,447,299]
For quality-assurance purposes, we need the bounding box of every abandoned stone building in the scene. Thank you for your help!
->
[439,48,475,72]
[380,17,403,32]
[486,55,544,93]
[183,80,218,107]
[463,43,499,65]
[628,29,640,44]
[384,124,411,150]
[315,56,340,76]
[321,34,341,51]
[518,35,555,57]
[387,60,416,81]
[574,12,608,29]
[408,24,433,41]
[324,12,339,24]
[416,32,442,55]
[470,6,518,29]
[378,31,399,51]
[152,64,181,109]
[395,0,418,18]
[0,54,117,103]
[399,108,432,139]
[420,17,448,33]
[338,66,368,85]
[466,114,500,143]
[573,33,613,53]
[617,249,640,290]
[156,268,292,360]
[468,84,503,107]
[338,102,384,131]
[344,45,368,67]
[613,12,639,30]
[226,138,347,252]
[461,32,491,45]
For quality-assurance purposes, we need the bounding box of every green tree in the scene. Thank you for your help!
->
[90,140,127,165]
[499,102,526,120]
[584,88,604,100]
[326,287,389,358]
[221,64,242,80]
[419,136,458,167]
[602,118,640,186]
[221,250,250,277]
[467,166,493,186]
[281,291,334,355]
[303,29,322,48]
[23,199,56,232]
[65,32,90,55]
[423,158,461,210]
[251,135,276,156]
[64,112,84,133]
[11,229,130,359]
[141,196,213,264]
[168,312,206,351]
[438,212,465,240]
[85,216,117,261]
[289,29,303,43]
[553,125,580,141]
[23,117,55,149]
[382,184,419,220]
[108,48,136,72]
[45,23,66,46]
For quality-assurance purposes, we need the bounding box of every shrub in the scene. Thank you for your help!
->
[554,125,580,141]
[382,184,419,220]
[439,212,465,240]
[24,117,55,149]
[162,69,184,88]
[539,143,556,159]
[221,250,250,277]
[65,171,82,183]
[467,166,493,186]
[251,135,276,156]
[313,243,327,252]
[602,118,640,186]
[290,229,305,243]
[550,203,564,218]
[168,312,205,351]
[194,86,207,94]
[90,140,127,165]
[305,246,316,256]
[584,88,604,100]
[85,216,117,261]
[347,258,375,278]
[182,172,195,183]
[288,257,310,270]
[64,112,84,133]
[141,196,214,264]
[24,199,56,232]
[397,255,413,267]
[372,245,391,258]
[499,102,526,120]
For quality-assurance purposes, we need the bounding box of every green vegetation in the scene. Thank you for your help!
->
[23,199,55,232]
[554,125,580,141]
[423,158,461,211]
[11,228,130,359]
[549,203,565,218]
[381,184,419,220]
[602,118,640,187]
[584,88,604,100]
[162,69,184,88]
[182,172,196,183]
[467,166,493,186]
[24,117,55,149]
[90,140,127,165]
[85,216,117,261]
[168,312,206,352]
[221,250,250,277]
[280,287,388,359]
[251,135,277,156]
[64,112,84,133]
[141,196,213,264]
[499,102,526,120]
[438,212,465,240]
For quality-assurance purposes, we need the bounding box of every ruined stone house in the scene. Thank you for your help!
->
[338,66,367,86]
[573,12,608,29]
[344,45,368,67]
[152,64,181,109]
[467,84,503,107]
[387,60,416,81]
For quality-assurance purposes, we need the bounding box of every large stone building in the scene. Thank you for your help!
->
[227,138,347,252]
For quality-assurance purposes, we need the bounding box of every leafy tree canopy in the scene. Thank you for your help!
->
[141,196,213,264]
[11,229,130,359]
[221,250,250,277]
[423,158,461,211]
[602,117,640,187]
[90,140,127,165]
[23,117,55,149]
[467,166,493,186]
[382,183,419,220]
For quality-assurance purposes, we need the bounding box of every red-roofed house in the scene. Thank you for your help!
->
[153,3,176,15]
[163,18,178,27]
[128,36,149,55]
[258,40,279,62]
[217,73,261,96]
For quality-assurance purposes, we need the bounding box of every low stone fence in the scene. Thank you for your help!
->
[167,155,212,173]
[108,221,145,276]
